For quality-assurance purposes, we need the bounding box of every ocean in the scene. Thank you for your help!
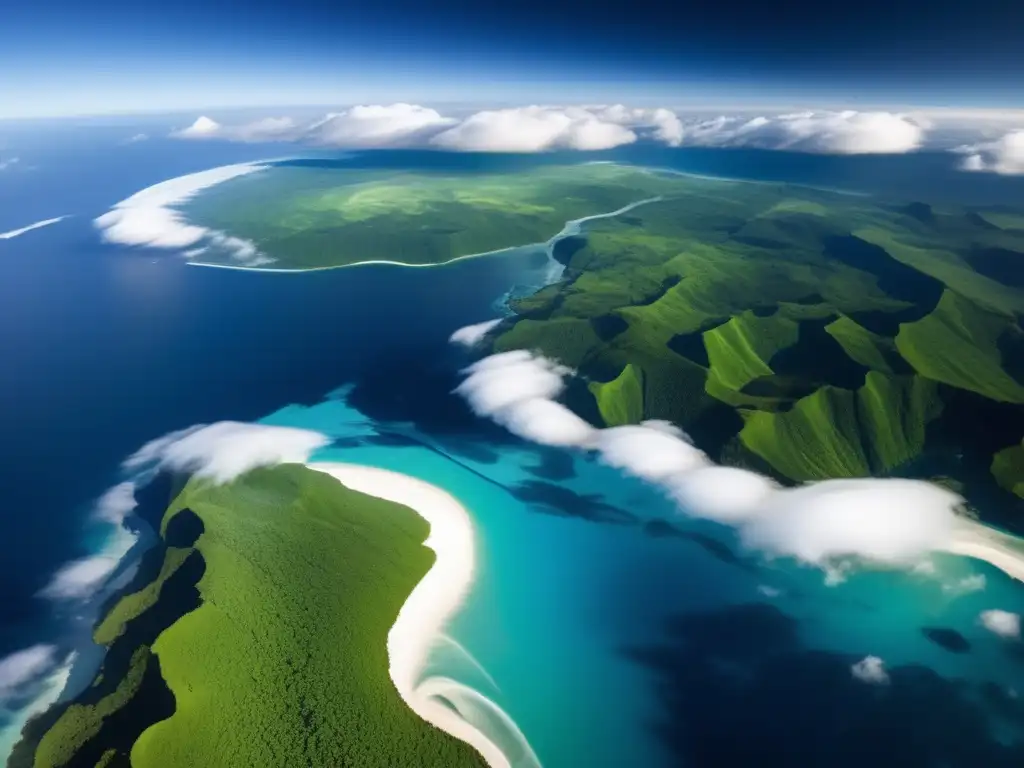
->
[2,126,1024,765]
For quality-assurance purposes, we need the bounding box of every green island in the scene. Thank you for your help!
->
[13,464,485,768]
[185,160,1024,506]
[183,162,697,269]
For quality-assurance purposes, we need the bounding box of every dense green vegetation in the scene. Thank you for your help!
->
[25,465,485,768]
[589,363,644,427]
[184,163,694,269]
[482,171,1024,510]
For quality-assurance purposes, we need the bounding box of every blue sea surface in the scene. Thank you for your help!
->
[3,126,1024,765]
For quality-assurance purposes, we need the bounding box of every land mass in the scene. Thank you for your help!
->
[16,464,486,768]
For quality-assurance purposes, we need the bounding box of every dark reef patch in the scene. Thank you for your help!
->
[922,627,972,654]
[624,603,1024,767]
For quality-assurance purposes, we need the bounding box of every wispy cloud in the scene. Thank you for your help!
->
[851,656,890,685]
[980,609,1021,639]
[449,319,502,348]
[123,421,329,483]
[450,341,963,572]
[955,131,1024,175]
[93,163,271,265]
[0,156,19,171]
[0,216,68,241]
[0,645,58,704]
[38,421,329,603]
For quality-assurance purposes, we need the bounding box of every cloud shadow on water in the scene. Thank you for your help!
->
[624,603,1024,767]
[510,480,636,525]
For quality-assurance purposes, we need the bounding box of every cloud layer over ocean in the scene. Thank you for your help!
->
[167,104,943,156]
[450,343,966,574]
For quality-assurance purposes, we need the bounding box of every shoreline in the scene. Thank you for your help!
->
[944,518,1024,583]
[306,461,521,768]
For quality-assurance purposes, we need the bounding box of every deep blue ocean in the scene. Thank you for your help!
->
[3,121,1024,766]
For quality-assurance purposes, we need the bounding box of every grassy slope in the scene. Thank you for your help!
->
[825,315,903,373]
[896,289,1024,404]
[703,311,800,392]
[739,373,943,481]
[132,464,485,768]
[589,363,644,426]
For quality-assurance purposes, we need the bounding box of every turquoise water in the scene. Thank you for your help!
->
[263,390,1024,767]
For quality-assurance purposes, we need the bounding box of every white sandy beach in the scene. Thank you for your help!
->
[306,462,521,768]
[944,517,1024,583]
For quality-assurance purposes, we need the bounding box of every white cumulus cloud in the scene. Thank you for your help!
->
[432,106,640,152]
[93,163,270,266]
[851,655,890,685]
[0,645,58,703]
[308,104,455,148]
[980,609,1021,639]
[455,351,596,446]
[449,333,965,572]
[956,131,1024,175]
[123,421,330,484]
[680,110,925,154]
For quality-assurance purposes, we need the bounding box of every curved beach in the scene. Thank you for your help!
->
[305,462,516,768]
[944,517,1024,583]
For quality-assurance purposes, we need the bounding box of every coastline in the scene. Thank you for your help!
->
[944,517,1024,583]
[305,462,521,768]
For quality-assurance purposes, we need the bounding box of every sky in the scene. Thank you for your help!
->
[3,0,1024,118]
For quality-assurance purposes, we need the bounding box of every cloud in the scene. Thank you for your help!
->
[40,421,328,602]
[980,609,1021,639]
[450,337,965,571]
[0,216,68,241]
[93,163,270,266]
[123,421,330,484]
[851,655,889,685]
[449,319,502,348]
[454,351,596,446]
[680,110,925,154]
[173,115,299,143]
[94,482,136,525]
[943,573,986,594]
[307,104,455,148]
[124,133,148,144]
[0,645,58,704]
[955,131,1024,175]
[0,156,18,171]
[38,555,127,600]
[432,106,640,152]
